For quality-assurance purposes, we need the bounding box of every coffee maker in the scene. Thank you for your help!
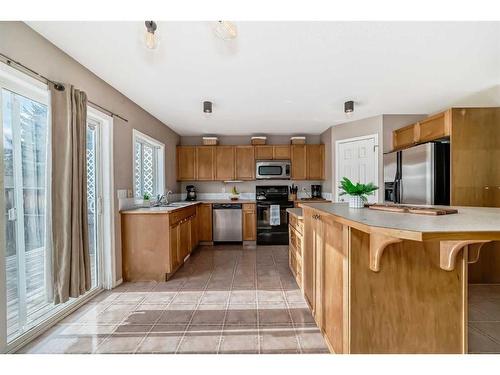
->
[311,184,322,199]
[186,185,197,201]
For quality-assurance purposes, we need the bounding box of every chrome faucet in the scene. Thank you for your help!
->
[165,190,173,204]
[152,190,173,207]
[152,194,165,207]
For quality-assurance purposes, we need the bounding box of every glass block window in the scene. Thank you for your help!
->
[133,131,163,199]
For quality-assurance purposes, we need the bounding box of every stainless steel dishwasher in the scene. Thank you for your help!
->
[212,203,242,242]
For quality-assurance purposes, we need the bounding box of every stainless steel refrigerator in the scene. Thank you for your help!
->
[383,142,450,205]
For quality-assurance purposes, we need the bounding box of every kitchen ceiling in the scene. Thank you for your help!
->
[27,21,500,135]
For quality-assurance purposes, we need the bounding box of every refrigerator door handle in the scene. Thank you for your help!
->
[399,179,403,203]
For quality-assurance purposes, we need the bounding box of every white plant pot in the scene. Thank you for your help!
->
[349,195,365,208]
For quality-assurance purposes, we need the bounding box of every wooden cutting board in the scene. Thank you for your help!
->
[367,204,458,215]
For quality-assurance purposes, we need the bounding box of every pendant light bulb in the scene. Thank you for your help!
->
[144,21,159,50]
[214,21,238,40]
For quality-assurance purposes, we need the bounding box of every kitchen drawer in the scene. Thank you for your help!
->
[289,246,302,286]
[169,205,196,226]
[289,225,303,256]
[242,203,256,212]
[289,214,304,235]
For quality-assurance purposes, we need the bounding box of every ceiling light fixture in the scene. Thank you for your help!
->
[213,21,238,40]
[144,21,159,50]
[203,101,213,114]
[344,100,354,117]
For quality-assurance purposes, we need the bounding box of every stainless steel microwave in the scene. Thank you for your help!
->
[255,160,291,180]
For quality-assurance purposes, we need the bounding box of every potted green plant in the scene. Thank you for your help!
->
[338,177,378,208]
[143,192,151,206]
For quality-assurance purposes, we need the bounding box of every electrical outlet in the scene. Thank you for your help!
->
[127,189,133,198]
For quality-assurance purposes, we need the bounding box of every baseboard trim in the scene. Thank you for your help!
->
[113,278,123,288]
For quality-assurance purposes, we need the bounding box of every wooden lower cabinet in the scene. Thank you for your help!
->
[169,223,182,272]
[302,205,467,354]
[122,205,199,282]
[190,208,199,250]
[321,215,348,354]
[303,207,348,353]
[288,212,304,289]
[198,203,213,242]
[242,203,256,241]
[178,219,191,261]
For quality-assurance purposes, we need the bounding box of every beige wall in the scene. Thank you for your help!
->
[327,114,428,201]
[320,127,332,193]
[382,114,426,152]
[0,22,181,283]
[180,134,321,146]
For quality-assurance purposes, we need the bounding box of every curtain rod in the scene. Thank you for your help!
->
[0,52,129,123]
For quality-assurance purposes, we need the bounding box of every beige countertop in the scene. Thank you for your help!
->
[286,208,303,219]
[198,199,256,204]
[120,199,256,215]
[301,202,500,241]
[120,201,201,214]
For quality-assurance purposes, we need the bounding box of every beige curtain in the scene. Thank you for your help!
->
[49,83,90,304]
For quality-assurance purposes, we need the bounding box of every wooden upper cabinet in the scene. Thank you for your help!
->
[242,203,256,241]
[196,146,215,180]
[255,145,290,160]
[392,110,452,151]
[291,144,307,180]
[393,124,418,150]
[235,146,255,180]
[417,110,451,143]
[215,146,235,181]
[307,144,324,180]
[198,203,213,242]
[255,145,274,160]
[177,146,196,181]
[273,145,291,160]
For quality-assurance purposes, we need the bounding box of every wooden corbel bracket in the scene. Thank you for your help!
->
[439,240,491,271]
[369,233,403,272]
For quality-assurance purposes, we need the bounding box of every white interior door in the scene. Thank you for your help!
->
[336,135,379,203]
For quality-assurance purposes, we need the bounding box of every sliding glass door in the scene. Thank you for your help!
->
[1,63,104,344]
[2,86,52,341]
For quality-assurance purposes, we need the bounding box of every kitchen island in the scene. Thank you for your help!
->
[120,199,258,281]
[299,202,500,354]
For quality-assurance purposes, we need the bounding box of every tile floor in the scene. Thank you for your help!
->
[18,245,329,354]
[468,284,500,354]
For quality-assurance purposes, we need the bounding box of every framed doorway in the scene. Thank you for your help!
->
[335,134,379,203]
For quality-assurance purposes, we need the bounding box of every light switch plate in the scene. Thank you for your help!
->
[117,189,128,199]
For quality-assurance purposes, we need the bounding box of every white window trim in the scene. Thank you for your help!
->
[132,129,165,199]
[87,106,116,290]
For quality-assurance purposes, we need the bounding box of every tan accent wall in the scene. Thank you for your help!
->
[0,22,181,283]
[320,127,332,193]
